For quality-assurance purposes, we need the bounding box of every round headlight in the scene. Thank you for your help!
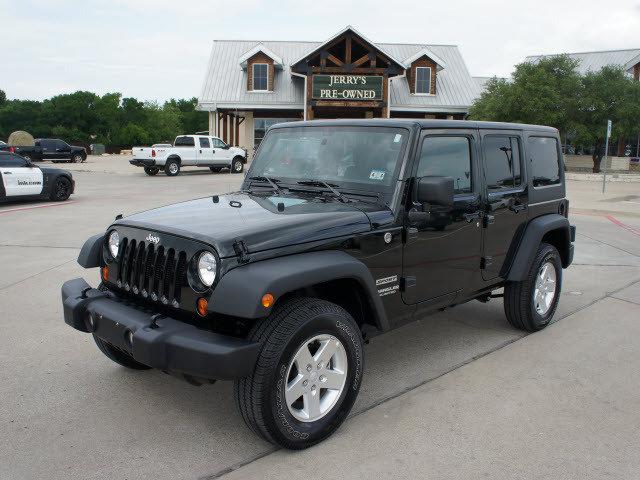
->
[197,251,217,287]
[108,230,120,258]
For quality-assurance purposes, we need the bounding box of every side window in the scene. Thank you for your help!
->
[54,139,66,149]
[483,135,522,190]
[199,137,210,148]
[417,136,472,194]
[174,136,195,147]
[529,136,561,187]
[252,63,268,91]
[212,138,226,148]
[0,154,28,167]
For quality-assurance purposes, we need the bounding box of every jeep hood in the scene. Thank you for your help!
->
[115,192,376,258]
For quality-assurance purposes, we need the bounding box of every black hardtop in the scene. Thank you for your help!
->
[269,118,558,134]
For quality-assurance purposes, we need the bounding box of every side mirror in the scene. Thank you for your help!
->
[416,176,454,206]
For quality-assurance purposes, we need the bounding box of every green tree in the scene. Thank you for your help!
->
[0,89,6,107]
[165,97,208,134]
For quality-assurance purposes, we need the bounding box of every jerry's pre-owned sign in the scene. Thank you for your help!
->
[312,75,383,100]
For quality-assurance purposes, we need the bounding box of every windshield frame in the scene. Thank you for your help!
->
[245,124,412,195]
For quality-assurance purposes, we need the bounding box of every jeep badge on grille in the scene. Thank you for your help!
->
[145,234,160,244]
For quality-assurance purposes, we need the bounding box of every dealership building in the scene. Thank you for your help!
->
[197,26,484,153]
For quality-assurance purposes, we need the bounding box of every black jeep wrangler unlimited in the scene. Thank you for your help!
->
[61,120,575,449]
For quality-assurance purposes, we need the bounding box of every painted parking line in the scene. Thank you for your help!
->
[605,215,640,237]
[0,201,76,215]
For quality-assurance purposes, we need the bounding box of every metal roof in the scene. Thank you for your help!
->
[198,38,481,113]
[525,48,640,75]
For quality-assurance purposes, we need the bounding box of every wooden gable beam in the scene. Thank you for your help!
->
[352,54,370,67]
[326,53,344,67]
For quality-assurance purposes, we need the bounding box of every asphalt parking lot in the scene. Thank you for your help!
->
[1,156,639,479]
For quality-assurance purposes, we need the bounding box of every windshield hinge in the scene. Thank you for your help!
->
[233,238,251,264]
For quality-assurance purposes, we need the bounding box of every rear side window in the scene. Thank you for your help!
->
[199,137,210,148]
[0,154,28,167]
[528,136,561,187]
[174,136,195,147]
[417,136,472,194]
[483,136,522,190]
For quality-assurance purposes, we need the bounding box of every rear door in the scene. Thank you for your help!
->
[0,154,44,197]
[479,130,528,280]
[174,136,197,165]
[197,137,214,165]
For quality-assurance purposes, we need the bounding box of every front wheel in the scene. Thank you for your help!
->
[234,298,364,449]
[144,166,159,176]
[165,159,180,176]
[504,242,562,332]
[72,153,83,163]
[50,176,72,201]
[231,157,244,173]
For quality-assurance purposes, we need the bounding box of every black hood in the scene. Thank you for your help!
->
[115,192,381,258]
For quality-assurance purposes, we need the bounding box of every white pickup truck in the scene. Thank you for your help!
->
[130,135,247,176]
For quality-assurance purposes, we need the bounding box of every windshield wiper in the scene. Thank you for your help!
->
[248,175,283,194]
[297,179,347,203]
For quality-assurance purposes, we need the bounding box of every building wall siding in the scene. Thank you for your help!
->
[246,52,275,91]
[407,56,438,94]
[634,63,639,81]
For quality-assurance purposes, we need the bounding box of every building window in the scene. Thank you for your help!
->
[252,63,269,91]
[482,136,522,190]
[415,67,432,94]
[254,118,297,150]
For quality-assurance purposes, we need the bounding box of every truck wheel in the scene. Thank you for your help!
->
[165,159,180,176]
[72,153,83,163]
[232,157,244,173]
[504,242,562,332]
[234,297,364,449]
[144,166,160,176]
[93,335,152,370]
[50,176,72,201]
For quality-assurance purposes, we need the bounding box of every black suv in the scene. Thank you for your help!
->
[61,120,575,449]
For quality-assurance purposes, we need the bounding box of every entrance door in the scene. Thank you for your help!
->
[0,153,43,197]
[479,131,528,280]
[402,130,483,305]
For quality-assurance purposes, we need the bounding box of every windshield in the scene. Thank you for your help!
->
[250,126,409,190]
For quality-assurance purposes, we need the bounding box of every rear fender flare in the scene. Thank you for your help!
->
[209,251,389,330]
[507,214,571,281]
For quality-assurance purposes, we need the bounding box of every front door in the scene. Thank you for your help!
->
[479,131,528,280]
[0,154,43,197]
[212,137,232,165]
[402,130,483,305]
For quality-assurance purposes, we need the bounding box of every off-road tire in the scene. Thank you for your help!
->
[234,297,364,449]
[165,159,180,176]
[144,166,160,176]
[504,242,562,332]
[232,156,244,173]
[50,176,72,201]
[93,335,152,370]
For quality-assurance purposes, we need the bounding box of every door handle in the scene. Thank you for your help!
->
[212,149,216,153]
[3,171,12,174]
[199,149,202,153]
[509,203,526,213]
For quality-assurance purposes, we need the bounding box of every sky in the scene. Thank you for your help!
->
[2,0,640,102]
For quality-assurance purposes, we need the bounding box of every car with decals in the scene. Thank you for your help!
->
[61,119,575,449]
[1,151,74,202]
[130,135,247,176]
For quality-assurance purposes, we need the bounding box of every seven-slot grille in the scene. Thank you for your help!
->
[116,237,188,308]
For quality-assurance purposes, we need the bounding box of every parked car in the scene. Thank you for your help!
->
[0,151,74,202]
[11,138,86,163]
[61,119,575,449]
[130,135,247,176]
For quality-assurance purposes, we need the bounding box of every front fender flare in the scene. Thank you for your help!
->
[78,233,104,268]
[507,214,571,281]
[209,251,389,330]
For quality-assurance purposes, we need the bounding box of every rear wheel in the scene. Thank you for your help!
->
[234,297,364,449]
[50,176,72,201]
[144,166,159,176]
[93,335,151,370]
[504,242,562,331]
[165,159,180,176]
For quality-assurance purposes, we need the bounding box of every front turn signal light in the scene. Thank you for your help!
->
[101,265,109,282]
[197,297,208,317]
[261,293,274,309]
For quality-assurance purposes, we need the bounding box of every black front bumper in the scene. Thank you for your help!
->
[61,278,260,380]
[129,159,156,167]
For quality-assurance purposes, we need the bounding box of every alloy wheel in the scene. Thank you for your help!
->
[533,261,557,315]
